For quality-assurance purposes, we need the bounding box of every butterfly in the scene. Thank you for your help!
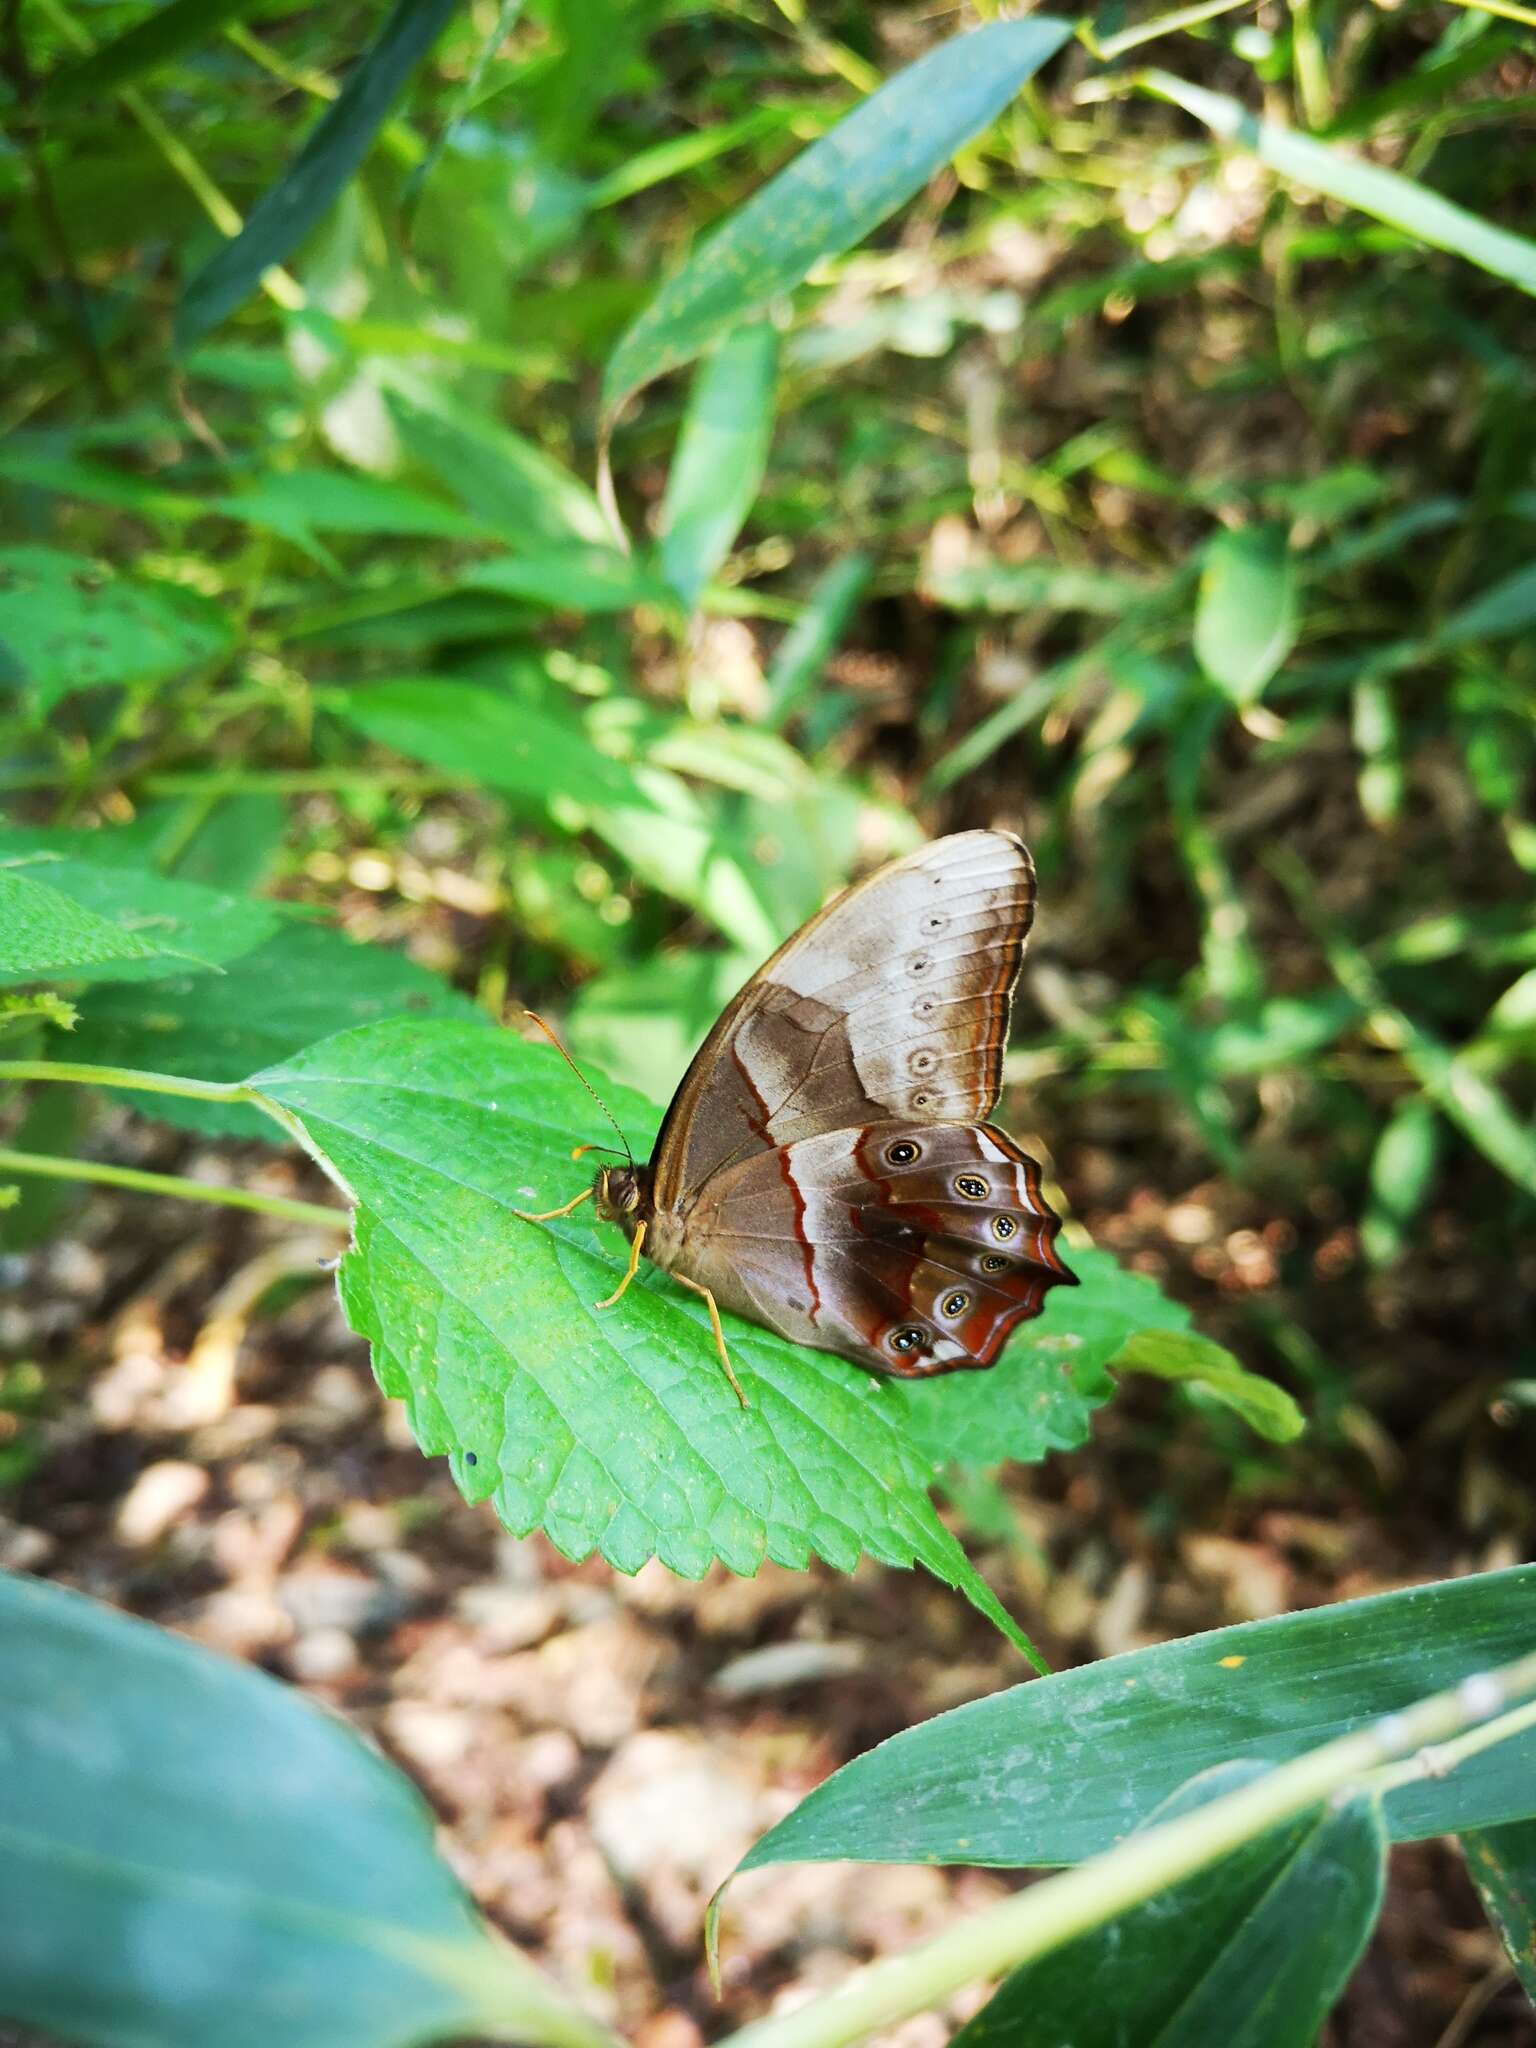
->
[517,830,1075,1405]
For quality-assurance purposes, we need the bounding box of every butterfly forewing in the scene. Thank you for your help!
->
[650,831,1036,1210]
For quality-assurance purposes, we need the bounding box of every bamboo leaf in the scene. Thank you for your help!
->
[601,18,1071,419]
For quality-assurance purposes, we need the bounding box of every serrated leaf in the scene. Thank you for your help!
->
[0,870,161,979]
[0,1572,612,2048]
[1194,524,1297,705]
[177,0,459,346]
[1462,1820,1536,2001]
[951,1763,1386,2048]
[0,546,233,713]
[249,1017,1040,1652]
[733,1565,1536,1877]
[1110,1327,1305,1443]
[0,840,279,987]
[71,919,484,1139]
[601,18,1072,419]
[891,1247,1169,1470]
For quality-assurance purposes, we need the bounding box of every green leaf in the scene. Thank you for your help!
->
[325,675,646,812]
[0,870,162,980]
[601,17,1072,418]
[566,947,761,1103]
[1145,72,1536,299]
[1110,1328,1305,1443]
[657,321,780,611]
[1194,524,1298,705]
[383,384,613,549]
[1462,1820,1536,2002]
[920,558,1148,616]
[250,1016,1037,1655]
[1436,564,1536,647]
[0,1572,610,2048]
[216,469,489,547]
[889,1248,1174,1471]
[762,553,873,730]
[463,548,670,614]
[42,0,263,105]
[0,546,233,713]
[177,0,460,347]
[1360,1095,1441,1267]
[71,919,484,1140]
[733,1564,1536,1875]
[0,842,279,987]
[951,1764,1386,2048]
[326,677,784,952]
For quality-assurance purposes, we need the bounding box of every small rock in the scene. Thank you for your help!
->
[115,1461,210,1548]
[187,1586,294,1657]
[0,1520,55,1572]
[710,1640,866,1696]
[387,1699,477,1772]
[283,1627,359,1684]
[456,1583,562,1652]
[277,1562,400,1636]
[588,1730,758,1886]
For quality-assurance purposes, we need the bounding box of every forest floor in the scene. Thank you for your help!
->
[3,1084,1532,2048]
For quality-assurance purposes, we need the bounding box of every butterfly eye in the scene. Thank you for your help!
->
[980,1253,1010,1274]
[993,1215,1019,1240]
[955,1174,989,1200]
[941,1290,969,1318]
[887,1141,920,1166]
[888,1325,927,1355]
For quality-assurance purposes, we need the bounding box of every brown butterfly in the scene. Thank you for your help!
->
[517,829,1075,1405]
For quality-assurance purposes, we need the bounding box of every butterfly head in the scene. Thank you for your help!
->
[594,1163,648,1228]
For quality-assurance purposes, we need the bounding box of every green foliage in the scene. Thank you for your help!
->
[0,1573,613,2048]
[950,1764,1386,2048]
[601,19,1073,418]
[70,921,483,1138]
[0,547,230,713]
[250,1016,1182,1647]
[1463,1821,1536,2000]
[1193,525,1298,706]
[177,0,461,345]
[734,1566,1536,1872]
[5,4,1536,2036]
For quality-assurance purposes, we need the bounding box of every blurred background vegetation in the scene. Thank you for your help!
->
[2,0,1535,2034]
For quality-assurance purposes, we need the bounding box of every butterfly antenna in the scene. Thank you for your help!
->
[518,1007,633,1167]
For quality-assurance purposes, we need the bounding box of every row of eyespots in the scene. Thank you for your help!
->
[881,1145,1026,1243]
[889,1288,975,1355]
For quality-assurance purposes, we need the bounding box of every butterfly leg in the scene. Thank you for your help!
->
[669,1273,748,1410]
[513,1186,593,1223]
[595,1218,646,1309]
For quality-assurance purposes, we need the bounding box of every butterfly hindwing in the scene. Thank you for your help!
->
[675,1121,1074,1378]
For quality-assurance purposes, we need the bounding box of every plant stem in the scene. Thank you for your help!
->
[0,1059,328,1163]
[0,1148,347,1231]
[1093,0,1254,61]
[0,1058,250,1103]
[719,1649,1536,2048]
